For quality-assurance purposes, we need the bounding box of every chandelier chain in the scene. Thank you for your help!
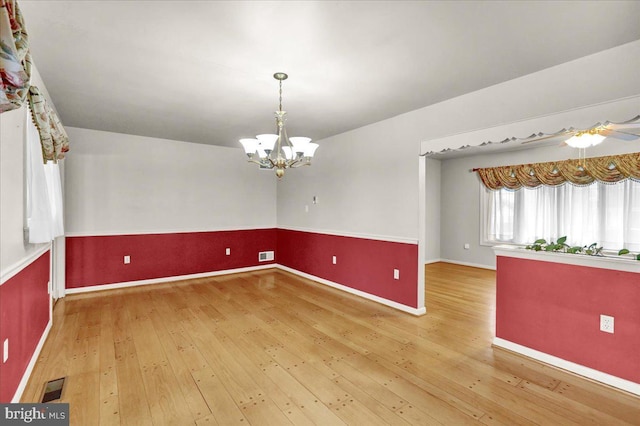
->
[279,79,283,112]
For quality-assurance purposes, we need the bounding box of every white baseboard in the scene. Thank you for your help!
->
[439,258,496,271]
[276,264,426,316]
[12,317,53,403]
[492,337,640,396]
[424,258,442,265]
[65,264,277,294]
[66,263,426,316]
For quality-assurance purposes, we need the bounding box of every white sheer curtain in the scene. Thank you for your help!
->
[44,161,64,237]
[486,180,640,251]
[26,107,64,243]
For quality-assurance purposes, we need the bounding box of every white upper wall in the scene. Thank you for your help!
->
[64,127,277,235]
[276,117,420,242]
[0,66,53,274]
[279,40,640,243]
[1,107,30,272]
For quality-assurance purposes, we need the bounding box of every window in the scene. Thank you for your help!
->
[482,180,640,252]
[25,106,64,243]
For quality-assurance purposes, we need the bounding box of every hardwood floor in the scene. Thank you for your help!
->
[22,263,640,425]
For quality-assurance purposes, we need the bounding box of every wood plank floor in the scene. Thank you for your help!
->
[22,263,640,425]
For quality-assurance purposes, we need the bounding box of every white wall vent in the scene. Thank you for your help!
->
[259,251,274,262]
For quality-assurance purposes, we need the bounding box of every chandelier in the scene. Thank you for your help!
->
[239,73,318,178]
[565,127,606,148]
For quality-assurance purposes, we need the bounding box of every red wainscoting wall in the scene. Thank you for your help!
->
[0,251,51,402]
[66,228,419,310]
[66,229,277,288]
[277,229,419,308]
[496,256,640,384]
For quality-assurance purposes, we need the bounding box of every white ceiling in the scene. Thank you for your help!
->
[20,1,640,148]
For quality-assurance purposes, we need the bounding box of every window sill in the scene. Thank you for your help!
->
[480,240,525,249]
[493,245,640,273]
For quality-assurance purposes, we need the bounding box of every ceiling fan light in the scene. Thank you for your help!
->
[565,132,605,148]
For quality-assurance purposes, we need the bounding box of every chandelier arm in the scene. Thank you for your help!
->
[289,158,311,168]
[289,157,310,169]
[247,158,275,168]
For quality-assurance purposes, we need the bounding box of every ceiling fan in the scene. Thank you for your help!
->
[520,115,640,147]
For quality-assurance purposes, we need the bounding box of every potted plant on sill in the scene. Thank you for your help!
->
[526,236,639,260]
[525,236,603,256]
[618,248,640,261]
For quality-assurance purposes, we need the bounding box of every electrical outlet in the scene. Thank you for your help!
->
[124,255,131,264]
[393,269,400,280]
[332,256,337,265]
[600,314,614,333]
[305,205,309,213]
[3,339,8,363]
[464,243,470,250]
[225,248,230,256]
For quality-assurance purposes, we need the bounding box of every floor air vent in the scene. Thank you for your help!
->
[41,377,65,402]
[259,251,274,262]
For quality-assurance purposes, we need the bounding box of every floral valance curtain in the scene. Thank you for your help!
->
[1,0,69,161]
[28,85,69,161]
[476,152,640,190]
[0,0,31,112]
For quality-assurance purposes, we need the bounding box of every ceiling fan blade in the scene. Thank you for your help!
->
[600,128,640,141]
[521,132,572,145]
[606,121,640,131]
